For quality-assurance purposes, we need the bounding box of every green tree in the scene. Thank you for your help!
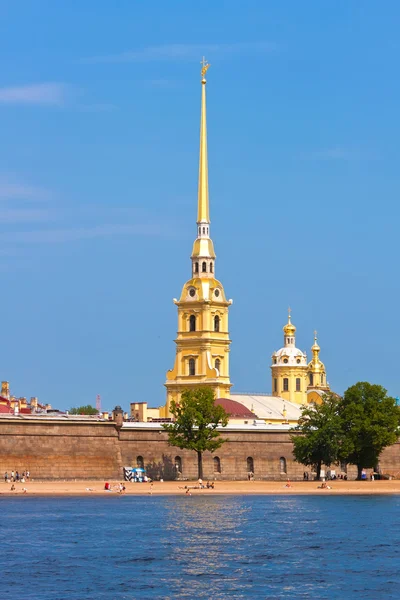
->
[339,382,399,480]
[291,393,342,480]
[162,387,229,479]
[69,405,98,415]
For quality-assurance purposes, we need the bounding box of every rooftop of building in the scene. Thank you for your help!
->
[231,393,302,421]
[215,397,256,419]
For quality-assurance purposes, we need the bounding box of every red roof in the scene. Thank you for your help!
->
[0,404,12,414]
[215,398,256,419]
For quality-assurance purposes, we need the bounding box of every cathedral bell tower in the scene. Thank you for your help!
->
[162,59,232,417]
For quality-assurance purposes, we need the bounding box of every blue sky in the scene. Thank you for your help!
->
[0,1,399,411]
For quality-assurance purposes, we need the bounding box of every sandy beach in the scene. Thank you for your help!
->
[1,479,400,496]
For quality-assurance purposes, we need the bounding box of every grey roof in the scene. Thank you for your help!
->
[230,393,302,421]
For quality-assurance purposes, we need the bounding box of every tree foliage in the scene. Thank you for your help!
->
[291,393,342,480]
[162,387,229,479]
[338,382,399,479]
[69,405,98,415]
[291,383,400,480]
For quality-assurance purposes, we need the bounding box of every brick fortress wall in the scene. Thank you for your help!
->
[0,418,398,480]
[0,419,122,480]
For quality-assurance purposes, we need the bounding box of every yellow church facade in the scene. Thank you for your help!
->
[271,310,330,405]
[160,60,232,418]
[156,61,332,421]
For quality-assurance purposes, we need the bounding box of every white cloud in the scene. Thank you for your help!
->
[0,180,50,201]
[0,83,67,106]
[0,208,51,223]
[82,42,278,64]
[0,223,166,244]
[301,147,377,161]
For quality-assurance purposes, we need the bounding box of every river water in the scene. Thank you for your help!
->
[1,494,399,599]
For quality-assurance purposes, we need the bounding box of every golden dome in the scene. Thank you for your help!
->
[312,331,320,353]
[283,309,296,335]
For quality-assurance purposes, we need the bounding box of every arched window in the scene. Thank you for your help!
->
[202,227,205,234]
[296,378,301,392]
[320,374,324,385]
[283,358,288,364]
[210,262,213,273]
[309,373,314,386]
[202,261,207,272]
[247,457,254,473]
[194,262,199,273]
[175,456,182,474]
[189,358,196,376]
[280,457,287,474]
[274,378,277,392]
[189,315,196,332]
[198,227,201,235]
[283,378,289,391]
[214,315,220,332]
[215,358,221,372]
[213,456,221,473]
[137,456,144,469]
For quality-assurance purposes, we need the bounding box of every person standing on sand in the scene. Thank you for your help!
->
[10,471,14,482]
[4,472,7,482]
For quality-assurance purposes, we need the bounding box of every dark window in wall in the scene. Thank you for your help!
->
[202,262,207,272]
[137,456,144,468]
[296,378,301,392]
[198,227,201,235]
[280,457,287,473]
[213,456,221,473]
[189,315,196,332]
[194,262,199,273]
[215,358,221,372]
[175,456,182,474]
[283,378,289,391]
[274,378,277,392]
[214,315,220,332]
[189,358,196,376]
[309,373,314,386]
[202,227,205,234]
[210,263,213,273]
[247,457,254,473]
[321,374,324,385]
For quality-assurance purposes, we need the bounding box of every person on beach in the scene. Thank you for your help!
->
[15,471,19,482]
[26,470,30,481]
[285,479,292,488]
[10,471,14,482]
[4,472,7,482]
[10,484,15,491]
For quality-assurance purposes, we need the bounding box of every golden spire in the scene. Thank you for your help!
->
[198,57,210,224]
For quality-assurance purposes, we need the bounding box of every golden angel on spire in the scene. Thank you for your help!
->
[201,56,210,79]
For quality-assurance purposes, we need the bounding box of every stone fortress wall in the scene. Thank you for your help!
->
[0,417,399,481]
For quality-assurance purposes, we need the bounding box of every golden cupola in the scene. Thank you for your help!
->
[307,331,329,394]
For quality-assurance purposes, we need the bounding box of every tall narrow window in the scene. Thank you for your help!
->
[309,373,314,386]
[210,263,213,273]
[247,457,254,473]
[175,456,182,474]
[194,262,199,273]
[189,358,196,376]
[274,378,277,392]
[215,358,221,372]
[213,456,221,473]
[202,262,207,272]
[320,374,324,385]
[189,315,196,332]
[137,456,144,469]
[202,227,205,234]
[214,315,220,332]
[279,457,287,474]
[283,378,289,391]
[296,378,301,392]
